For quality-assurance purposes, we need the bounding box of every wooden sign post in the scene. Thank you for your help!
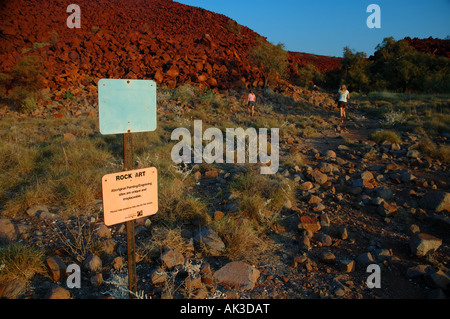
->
[124,132,137,296]
[98,79,158,298]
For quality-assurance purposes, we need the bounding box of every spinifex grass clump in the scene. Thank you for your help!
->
[0,243,45,298]
[369,129,402,144]
[0,117,117,217]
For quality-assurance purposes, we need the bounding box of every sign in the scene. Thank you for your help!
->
[98,79,157,135]
[102,167,158,226]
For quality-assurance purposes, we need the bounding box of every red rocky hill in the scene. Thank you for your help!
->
[0,0,341,96]
[404,36,450,58]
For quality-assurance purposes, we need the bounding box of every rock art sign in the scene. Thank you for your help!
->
[102,167,158,226]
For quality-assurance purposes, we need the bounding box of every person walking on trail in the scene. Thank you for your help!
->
[247,90,256,117]
[337,84,350,123]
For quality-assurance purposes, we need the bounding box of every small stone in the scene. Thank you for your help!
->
[361,171,374,181]
[298,216,321,233]
[401,171,416,183]
[45,285,71,299]
[339,259,355,273]
[405,265,433,278]
[410,233,442,257]
[96,224,112,238]
[150,268,166,285]
[90,273,103,286]
[315,233,332,247]
[377,201,397,216]
[101,239,116,255]
[300,181,314,191]
[213,261,260,290]
[313,203,326,212]
[299,235,311,252]
[319,213,331,229]
[311,170,328,185]
[293,253,308,267]
[112,257,124,270]
[46,256,67,281]
[338,226,348,240]
[161,249,185,269]
[324,150,336,159]
[319,251,336,264]
[419,191,450,213]
[184,274,203,291]
[194,228,225,256]
[356,252,375,267]
[407,149,420,158]
[83,254,102,273]
[409,224,420,235]
[425,270,450,290]
[308,195,322,204]
[213,211,224,221]
[204,170,219,179]
[26,204,49,218]
[0,219,18,242]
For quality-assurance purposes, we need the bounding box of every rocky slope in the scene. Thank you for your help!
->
[0,0,341,94]
[404,37,450,58]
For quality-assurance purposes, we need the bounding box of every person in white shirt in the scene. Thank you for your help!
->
[337,84,350,123]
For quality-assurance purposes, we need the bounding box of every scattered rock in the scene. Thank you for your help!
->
[315,233,332,247]
[161,249,185,269]
[407,149,420,159]
[319,251,336,264]
[150,268,167,285]
[194,228,225,256]
[96,224,112,238]
[356,252,375,267]
[83,254,102,273]
[26,204,49,218]
[45,285,71,299]
[339,259,355,273]
[406,264,433,278]
[419,191,450,212]
[299,181,314,191]
[311,170,328,185]
[299,235,311,252]
[361,171,374,181]
[377,201,398,216]
[46,256,67,281]
[425,270,450,290]
[297,216,321,233]
[112,257,124,271]
[0,218,17,242]
[213,261,260,290]
[338,226,348,240]
[409,233,442,257]
[409,224,420,235]
[90,273,103,286]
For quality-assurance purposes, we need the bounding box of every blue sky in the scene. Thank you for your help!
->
[175,0,450,57]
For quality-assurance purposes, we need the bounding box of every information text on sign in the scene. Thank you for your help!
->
[102,167,158,226]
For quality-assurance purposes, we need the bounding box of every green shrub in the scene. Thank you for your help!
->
[369,130,402,144]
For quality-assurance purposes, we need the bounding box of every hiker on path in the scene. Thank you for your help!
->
[247,90,256,117]
[337,84,350,123]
